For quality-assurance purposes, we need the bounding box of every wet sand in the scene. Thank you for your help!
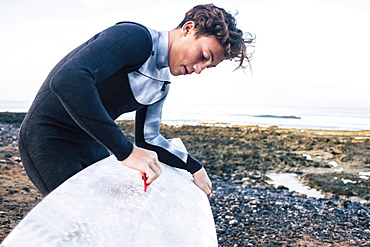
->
[1,113,369,246]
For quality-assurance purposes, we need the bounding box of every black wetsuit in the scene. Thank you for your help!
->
[18,22,202,196]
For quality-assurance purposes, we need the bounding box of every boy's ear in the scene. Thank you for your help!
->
[182,21,196,36]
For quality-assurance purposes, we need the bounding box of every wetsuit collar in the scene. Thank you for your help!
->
[156,31,169,69]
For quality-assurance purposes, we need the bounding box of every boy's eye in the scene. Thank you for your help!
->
[201,53,207,60]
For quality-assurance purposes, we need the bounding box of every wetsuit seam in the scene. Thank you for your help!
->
[27,90,52,119]
[89,25,152,77]
[54,93,113,139]
[18,131,50,194]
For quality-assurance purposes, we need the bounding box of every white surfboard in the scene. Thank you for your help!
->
[1,139,217,247]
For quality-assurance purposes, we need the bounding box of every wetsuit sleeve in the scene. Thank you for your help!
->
[50,23,152,161]
[135,97,203,174]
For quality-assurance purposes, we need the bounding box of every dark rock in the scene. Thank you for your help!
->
[4,154,12,159]
[0,112,26,125]
[277,185,289,190]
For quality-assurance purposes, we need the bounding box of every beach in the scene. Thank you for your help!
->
[0,113,369,246]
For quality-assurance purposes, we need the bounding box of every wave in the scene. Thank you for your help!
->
[254,115,301,119]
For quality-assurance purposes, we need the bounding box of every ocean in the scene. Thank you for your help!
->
[1,101,369,131]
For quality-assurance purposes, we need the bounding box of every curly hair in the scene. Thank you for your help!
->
[177,4,255,70]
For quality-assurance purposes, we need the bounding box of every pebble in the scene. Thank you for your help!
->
[210,179,370,246]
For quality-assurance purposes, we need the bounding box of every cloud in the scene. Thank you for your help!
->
[75,0,118,8]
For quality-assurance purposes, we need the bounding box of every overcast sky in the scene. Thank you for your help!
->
[1,0,369,109]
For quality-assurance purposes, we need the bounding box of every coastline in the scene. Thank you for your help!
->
[1,113,370,245]
[153,121,370,200]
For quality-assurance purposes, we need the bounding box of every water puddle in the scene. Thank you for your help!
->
[266,172,325,199]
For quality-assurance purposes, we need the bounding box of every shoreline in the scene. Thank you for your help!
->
[199,121,370,137]
[2,111,370,132]
[1,114,370,245]
[1,112,369,200]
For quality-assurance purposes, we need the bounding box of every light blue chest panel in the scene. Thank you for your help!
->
[128,28,188,164]
[127,28,170,105]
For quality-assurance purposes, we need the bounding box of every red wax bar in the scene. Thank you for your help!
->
[142,173,149,192]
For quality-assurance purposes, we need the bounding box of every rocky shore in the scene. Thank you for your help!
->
[1,113,369,246]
